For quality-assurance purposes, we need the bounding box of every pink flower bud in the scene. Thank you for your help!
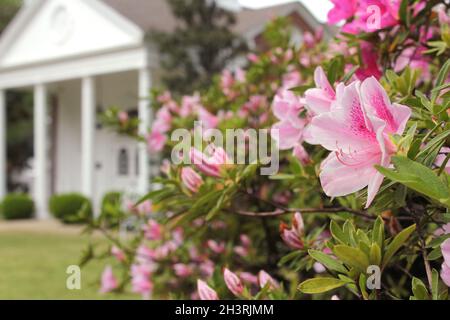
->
[143,220,162,241]
[293,144,311,165]
[207,240,226,254]
[181,167,203,193]
[111,246,126,262]
[240,272,258,285]
[258,270,279,290]
[100,266,118,293]
[441,238,450,287]
[197,280,219,300]
[189,147,230,178]
[224,268,244,296]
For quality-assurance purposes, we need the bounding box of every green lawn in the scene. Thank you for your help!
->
[0,230,138,300]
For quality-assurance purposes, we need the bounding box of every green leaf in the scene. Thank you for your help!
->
[298,277,348,294]
[372,216,385,249]
[369,243,382,266]
[411,277,429,300]
[432,269,440,300]
[330,221,349,245]
[382,224,416,267]
[333,245,370,273]
[432,59,450,103]
[308,249,348,274]
[376,156,450,206]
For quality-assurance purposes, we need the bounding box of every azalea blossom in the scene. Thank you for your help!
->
[131,264,154,299]
[435,147,450,174]
[147,129,167,152]
[111,246,126,262]
[181,167,203,193]
[189,146,231,178]
[271,89,307,150]
[224,268,244,297]
[100,266,118,293]
[197,280,219,300]
[280,212,304,250]
[327,0,358,25]
[258,270,280,290]
[441,238,450,287]
[308,76,411,207]
[173,263,194,278]
[304,66,336,116]
[143,220,162,241]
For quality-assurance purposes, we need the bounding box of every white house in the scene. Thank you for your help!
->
[0,0,325,219]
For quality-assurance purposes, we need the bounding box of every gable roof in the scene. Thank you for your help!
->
[101,0,324,35]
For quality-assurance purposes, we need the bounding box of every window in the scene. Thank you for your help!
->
[118,148,129,176]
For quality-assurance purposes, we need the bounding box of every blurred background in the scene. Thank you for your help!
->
[0,0,328,299]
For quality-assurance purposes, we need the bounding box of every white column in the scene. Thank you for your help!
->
[138,68,152,194]
[81,77,95,200]
[0,90,6,199]
[34,84,49,219]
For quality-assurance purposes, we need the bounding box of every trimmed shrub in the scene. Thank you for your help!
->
[100,191,124,227]
[49,193,92,224]
[1,194,34,220]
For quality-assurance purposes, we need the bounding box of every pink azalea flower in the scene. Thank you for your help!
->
[100,266,118,293]
[189,146,230,178]
[303,32,315,48]
[143,220,162,241]
[131,264,154,299]
[271,90,307,150]
[247,53,259,63]
[304,67,336,116]
[240,234,251,248]
[198,107,219,129]
[356,42,382,80]
[199,260,215,277]
[327,0,358,25]
[435,223,450,236]
[435,147,450,174]
[147,129,167,152]
[234,246,248,257]
[441,238,450,287]
[197,280,219,300]
[293,144,311,165]
[153,107,172,133]
[180,95,201,117]
[236,68,247,83]
[438,6,450,26]
[309,77,411,207]
[280,212,304,250]
[258,270,280,290]
[207,240,226,254]
[282,70,302,90]
[173,263,193,278]
[224,268,244,296]
[157,91,172,104]
[137,200,153,215]
[111,246,126,262]
[181,167,203,193]
[240,272,259,285]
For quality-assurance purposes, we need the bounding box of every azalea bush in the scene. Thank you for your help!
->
[84,1,450,300]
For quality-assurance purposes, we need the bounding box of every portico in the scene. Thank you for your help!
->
[0,0,155,218]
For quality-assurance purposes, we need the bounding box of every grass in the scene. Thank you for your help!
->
[0,228,138,300]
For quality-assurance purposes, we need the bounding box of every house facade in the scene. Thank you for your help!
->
[0,0,325,219]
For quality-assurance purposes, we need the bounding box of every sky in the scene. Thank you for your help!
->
[238,0,332,23]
